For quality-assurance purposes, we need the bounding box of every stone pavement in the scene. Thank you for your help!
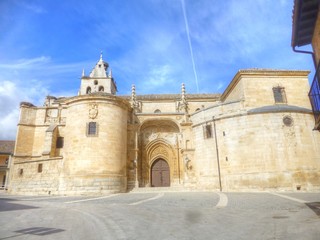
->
[0,191,319,240]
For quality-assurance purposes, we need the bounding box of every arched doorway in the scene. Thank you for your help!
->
[151,159,170,187]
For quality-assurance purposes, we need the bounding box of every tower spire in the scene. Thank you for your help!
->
[100,51,103,61]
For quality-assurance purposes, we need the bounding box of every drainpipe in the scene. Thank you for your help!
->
[292,46,316,69]
[212,116,222,192]
[134,130,139,188]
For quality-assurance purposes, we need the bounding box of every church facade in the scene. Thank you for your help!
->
[8,56,320,195]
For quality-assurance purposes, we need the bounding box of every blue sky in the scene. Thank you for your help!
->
[0,0,315,139]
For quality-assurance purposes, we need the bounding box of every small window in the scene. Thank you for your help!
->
[154,109,161,113]
[99,86,104,92]
[38,164,43,173]
[87,122,98,136]
[195,108,200,112]
[204,124,213,139]
[86,87,91,94]
[94,80,98,85]
[273,87,287,103]
[56,137,64,148]
[19,169,23,176]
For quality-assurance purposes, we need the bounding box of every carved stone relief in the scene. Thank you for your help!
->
[150,146,169,159]
[89,104,98,119]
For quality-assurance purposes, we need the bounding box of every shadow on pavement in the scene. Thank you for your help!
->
[306,202,320,217]
[0,227,65,240]
[0,198,38,212]
[15,227,65,236]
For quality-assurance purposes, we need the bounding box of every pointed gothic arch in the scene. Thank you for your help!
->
[137,119,182,187]
[139,138,178,187]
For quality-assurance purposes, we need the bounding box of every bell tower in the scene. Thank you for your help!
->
[79,53,117,95]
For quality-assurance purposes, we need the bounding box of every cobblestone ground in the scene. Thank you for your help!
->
[0,191,319,240]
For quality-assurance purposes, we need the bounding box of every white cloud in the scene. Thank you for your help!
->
[0,80,49,140]
[138,64,175,93]
[0,56,51,69]
[14,0,47,14]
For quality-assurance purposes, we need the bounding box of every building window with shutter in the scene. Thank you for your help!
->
[273,87,287,103]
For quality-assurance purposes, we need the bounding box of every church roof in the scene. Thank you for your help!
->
[248,104,312,114]
[119,93,220,100]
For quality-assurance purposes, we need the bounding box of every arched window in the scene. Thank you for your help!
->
[94,80,98,85]
[154,109,161,113]
[99,86,104,92]
[86,87,91,94]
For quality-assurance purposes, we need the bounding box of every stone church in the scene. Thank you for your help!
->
[8,55,320,195]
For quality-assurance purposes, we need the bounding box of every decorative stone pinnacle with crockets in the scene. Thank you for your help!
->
[180,83,189,114]
[131,84,141,112]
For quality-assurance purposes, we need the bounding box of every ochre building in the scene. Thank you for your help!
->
[0,140,15,189]
[8,56,320,195]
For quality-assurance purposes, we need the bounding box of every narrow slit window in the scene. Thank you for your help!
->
[38,164,43,173]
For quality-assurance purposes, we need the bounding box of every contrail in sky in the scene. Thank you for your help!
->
[181,0,199,93]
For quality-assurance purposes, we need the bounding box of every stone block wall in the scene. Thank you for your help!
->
[192,105,320,191]
[9,158,62,195]
[243,73,311,109]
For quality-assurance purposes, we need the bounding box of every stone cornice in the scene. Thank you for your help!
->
[13,156,63,164]
[65,94,131,110]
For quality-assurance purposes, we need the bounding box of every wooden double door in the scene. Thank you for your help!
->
[151,159,170,187]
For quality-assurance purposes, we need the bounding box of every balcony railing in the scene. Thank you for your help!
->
[309,62,320,130]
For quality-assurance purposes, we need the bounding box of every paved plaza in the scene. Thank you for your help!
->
[0,191,319,240]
